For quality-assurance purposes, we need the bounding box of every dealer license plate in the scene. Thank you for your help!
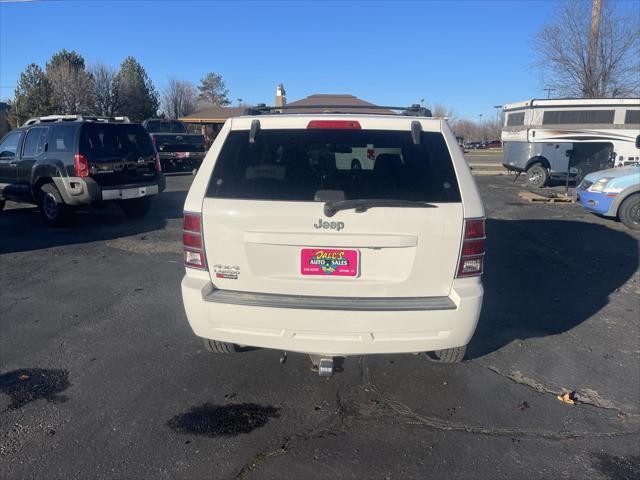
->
[300,248,359,277]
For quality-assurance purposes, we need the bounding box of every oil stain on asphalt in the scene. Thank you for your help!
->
[0,368,70,410]
[167,403,280,438]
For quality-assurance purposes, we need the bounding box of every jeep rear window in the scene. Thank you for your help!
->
[82,124,155,159]
[206,129,461,202]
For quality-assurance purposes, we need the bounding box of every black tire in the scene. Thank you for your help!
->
[120,196,152,218]
[0,199,5,211]
[203,339,237,354]
[618,193,640,230]
[424,345,466,363]
[39,183,71,226]
[526,163,549,188]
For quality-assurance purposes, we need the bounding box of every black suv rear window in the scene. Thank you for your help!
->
[82,124,155,159]
[207,129,461,202]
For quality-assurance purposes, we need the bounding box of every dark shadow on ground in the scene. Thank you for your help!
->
[0,189,187,255]
[467,218,638,359]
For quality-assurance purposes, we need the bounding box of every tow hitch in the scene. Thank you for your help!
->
[309,355,336,377]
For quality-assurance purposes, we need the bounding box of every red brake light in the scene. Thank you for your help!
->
[462,238,485,256]
[74,154,89,177]
[307,120,361,129]
[457,218,485,278]
[183,212,207,270]
[183,213,201,233]
[155,153,162,172]
[464,219,485,239]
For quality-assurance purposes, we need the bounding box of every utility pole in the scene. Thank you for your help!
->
[587,0,602,97]
[544,87,556,99]
[478,114,483,142]
[493,105,502,122]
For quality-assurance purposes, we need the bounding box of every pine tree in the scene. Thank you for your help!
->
[113,57,159,121]
[197,72,230,107]
[45,49,94,114]
[10,64,53,127]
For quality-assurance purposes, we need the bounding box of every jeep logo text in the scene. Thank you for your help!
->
[314,219,344,231]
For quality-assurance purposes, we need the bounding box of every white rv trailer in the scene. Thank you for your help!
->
[501,98,640,187]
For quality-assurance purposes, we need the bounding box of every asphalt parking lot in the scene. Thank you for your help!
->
[1,173,639,479]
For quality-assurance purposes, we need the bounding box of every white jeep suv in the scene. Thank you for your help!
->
[181,106,485,374]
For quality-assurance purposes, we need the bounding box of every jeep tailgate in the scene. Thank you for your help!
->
[200,126,464,299]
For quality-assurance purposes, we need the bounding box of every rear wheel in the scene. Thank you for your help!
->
[618,193,640,230]
[120,196,152,218]
[527,163,549,188]
[0,199,5,211]
[203,339,237,354]
[39,183,71,226]
[424,345,466,363]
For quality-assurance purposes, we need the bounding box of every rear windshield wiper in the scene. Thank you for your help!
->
[323,199,438,217]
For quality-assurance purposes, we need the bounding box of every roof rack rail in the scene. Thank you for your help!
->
[242,104,432,117]
[22,114,131,126]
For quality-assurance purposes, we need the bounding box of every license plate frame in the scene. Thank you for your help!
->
[300,248,359,277]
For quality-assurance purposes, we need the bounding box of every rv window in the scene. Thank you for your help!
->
[624,110,640,125]
[542,110,615,125]
[506,112,525,126]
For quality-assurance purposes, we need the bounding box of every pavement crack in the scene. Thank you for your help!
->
[484,365,634,417]
[356,359,637,439]
[234,438,291,480]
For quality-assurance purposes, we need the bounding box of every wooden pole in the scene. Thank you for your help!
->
[587,0,603,97]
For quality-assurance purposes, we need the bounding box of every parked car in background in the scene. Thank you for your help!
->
[143,119,205,173]
[0,115,165,225]
[485,140,502,149]
[181,106,485,376]
[576,165,640,230]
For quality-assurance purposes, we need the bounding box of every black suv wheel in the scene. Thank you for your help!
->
[0,199,5,211]
[120,196,152,218]
[39,183,71,226]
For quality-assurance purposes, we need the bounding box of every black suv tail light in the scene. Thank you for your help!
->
[74,154,89,177]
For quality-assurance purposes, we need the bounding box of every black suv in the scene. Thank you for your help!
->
[0,115,165,225]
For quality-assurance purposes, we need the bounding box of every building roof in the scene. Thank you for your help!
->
[180,106,245,123]
[284,94,396,114]
[180,94,397,123]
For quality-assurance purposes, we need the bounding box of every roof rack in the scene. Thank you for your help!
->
[23,114,131,126]
[242,104,432,117]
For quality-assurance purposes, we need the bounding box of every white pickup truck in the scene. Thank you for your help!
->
[180,106,485,376]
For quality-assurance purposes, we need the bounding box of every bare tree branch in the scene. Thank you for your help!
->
[161,78,198,119]
[534,0,639,98]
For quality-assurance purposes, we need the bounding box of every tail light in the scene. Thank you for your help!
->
[183,212,207,270]
[154,153,162,172]
[307,120,361,129]
[74,154,89,177]
[457,218,485,277]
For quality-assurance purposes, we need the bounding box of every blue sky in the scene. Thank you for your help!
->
[0,0,616,119]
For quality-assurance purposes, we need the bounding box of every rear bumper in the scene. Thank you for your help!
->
[158,152,205,170]
[54,175,165,206]
[181,275,483,356]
